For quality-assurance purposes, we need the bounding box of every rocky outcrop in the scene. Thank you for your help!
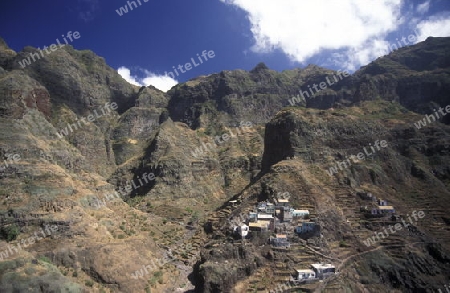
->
[352,37,450,116]
[198,243,264,292]
[0,35,449,293]
[167,63,348,131]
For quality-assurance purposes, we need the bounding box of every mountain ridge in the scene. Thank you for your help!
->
[0,36,449,292]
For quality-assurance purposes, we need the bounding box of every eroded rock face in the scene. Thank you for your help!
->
[0,36,449,293]
[0,71,51,119]
[352,37,450,116]
[167,64,350,129]
[199,243,264,292]
[14,46,137,114]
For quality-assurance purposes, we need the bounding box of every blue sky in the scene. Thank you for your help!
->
[1,0,449,92]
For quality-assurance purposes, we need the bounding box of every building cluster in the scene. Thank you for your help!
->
[231,197,336,283]
[358,192,396,217]
[232,197,318,246]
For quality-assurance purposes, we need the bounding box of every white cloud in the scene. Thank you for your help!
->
[117,66,142,86]
[416,14,450,42]
[117,66,178,92]
[220,0,404,70]
[416,0,430,15]
[142,70,179,92]
[330,38,391,71]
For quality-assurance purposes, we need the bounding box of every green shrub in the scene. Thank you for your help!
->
[0,224,20,242]
[38,256,51,264]
[85,280,94,287]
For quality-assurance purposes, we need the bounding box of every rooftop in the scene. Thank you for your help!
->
[258,214,274,219]
[378,205,395,210]
[311,263,335,269]
[249,221,270,227]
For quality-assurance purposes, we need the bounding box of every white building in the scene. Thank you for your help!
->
[233,224,249,238]
[292,209,309,218]
[257,214,274,221]
[296,269,316,280]
[310,263,336,278]
[249,212,257,222]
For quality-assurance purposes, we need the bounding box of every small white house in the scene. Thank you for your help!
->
[296,269,316,280]
[311,263,336,278]
[233,224,249,238]
[292,209,309,218]
[249,212,257,222]
[257,213,274,221]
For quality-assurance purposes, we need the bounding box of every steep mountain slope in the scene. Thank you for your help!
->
[0,36,448,293]
[0,37,265,292]
[351,37,450,118]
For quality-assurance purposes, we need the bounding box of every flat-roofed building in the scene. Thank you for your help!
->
[295,222,316,234]
[371,205,395,215]
[311,264,336,278]
[249,220,271,232]
[280,207,293,222]
[276,199,290,207]
[270,234,290,248]
[257,213,274,220]
[292,209,309,218]
[296,269,316,280]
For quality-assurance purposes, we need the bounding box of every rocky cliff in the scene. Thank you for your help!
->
[0,36,449,293]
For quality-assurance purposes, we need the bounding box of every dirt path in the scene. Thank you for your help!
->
[313,245,402,293]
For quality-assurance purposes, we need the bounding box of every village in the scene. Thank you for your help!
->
[226,189,397,285]
[229,193,336,284]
